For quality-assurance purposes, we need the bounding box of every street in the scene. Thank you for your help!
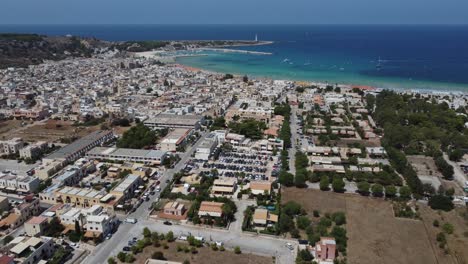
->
[83,130,298,264]
[83,131,208,263]
[288,105,299,175]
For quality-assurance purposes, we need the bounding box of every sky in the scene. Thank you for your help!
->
[1,0,468,25]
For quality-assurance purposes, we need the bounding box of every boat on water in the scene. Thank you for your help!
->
[376,57,383,70]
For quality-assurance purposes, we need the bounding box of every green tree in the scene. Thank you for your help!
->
[117,252,126,262]
[371,184,384,197]
[319,176,329,191]
[108,257,116,264]
[295,170,307,188]
[428,195,454,211]
[278,213,295,233]
[399,186,412,199]
[332,177,345,193]
[296,216,311,230]
[125,253,135,263]
[385,185,397,197]
[166,231,174,242]
[117,123,156,149]
[74,220,81,235]
[357,181,370,195]
[332,212,346,226]
[279,170,294,187]
[143,227,151,238]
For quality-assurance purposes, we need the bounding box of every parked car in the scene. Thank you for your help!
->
[163,221,172,226]
[125,218,137,224]
[123,246,131,252]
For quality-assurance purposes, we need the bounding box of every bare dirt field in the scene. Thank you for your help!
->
[282,188,465,264]
[0,119,28,140]
[408,155,464,195]
[127,241,273,264]
[407,155,442,178]
[11,120,100,142]
[331,137,382,148]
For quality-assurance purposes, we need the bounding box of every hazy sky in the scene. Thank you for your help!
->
[1,0,467,24]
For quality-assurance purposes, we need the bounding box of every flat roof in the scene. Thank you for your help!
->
[87,147,167,159]
[46,130,111,160]
[145,113,202,126]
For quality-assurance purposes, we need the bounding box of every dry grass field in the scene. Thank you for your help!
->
[127,241,274,264]
[1,120,101,142]
[283,188,467,264]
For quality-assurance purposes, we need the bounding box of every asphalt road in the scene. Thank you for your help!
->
[83,132,208,264]
[288,105,299,175]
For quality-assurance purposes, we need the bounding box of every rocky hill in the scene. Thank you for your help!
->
[0,33,110,68]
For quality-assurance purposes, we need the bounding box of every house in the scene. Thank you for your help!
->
[0,255,14,264]
[310,237,337,263]
[211,178,237,197]
[0,196,9,212]
[86,147,167,165]
[160,128,192,152]
[24,216,48,237]
[163,201,186,216]
[84,214,114,238]
[0,138,24,156]
[19,141,48,160]
[249,181,272,196]
[144,113,204,130]
[0,172,40,193]
[6,236,55,264]
[110,174,142,200]
[195,133,218,160]
[43,130,113,164]
[252,208,278,227]
[198,201,224,218]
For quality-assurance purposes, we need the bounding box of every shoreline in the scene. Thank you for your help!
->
[133,41,466,94]
[172,59,468,95]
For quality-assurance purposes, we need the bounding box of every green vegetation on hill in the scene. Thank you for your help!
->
[0,33,43,41]
[117,123,156,149]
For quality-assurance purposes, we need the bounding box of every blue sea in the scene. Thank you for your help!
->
[1,24,468,91]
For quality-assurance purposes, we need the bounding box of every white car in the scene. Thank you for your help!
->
[125,218,137,224]
[286,242,294,250]
[215,241,224,247]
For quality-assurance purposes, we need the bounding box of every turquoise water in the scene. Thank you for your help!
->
[176,47,468,91]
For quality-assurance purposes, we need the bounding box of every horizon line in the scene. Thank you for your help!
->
[1,23,468,26]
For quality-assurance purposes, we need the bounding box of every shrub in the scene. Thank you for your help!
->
[442,223,454,234]
[152,251,165,260]
[125,253,135,263]
[117,252,126,262]
[332,212,346,226]
[433,220,440,227]
[319,176,330,191]
[313,210,320,217]
[296,216,311,230]
[234,246,242,254]
[428,195,454,211]
[191,247,198,254]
